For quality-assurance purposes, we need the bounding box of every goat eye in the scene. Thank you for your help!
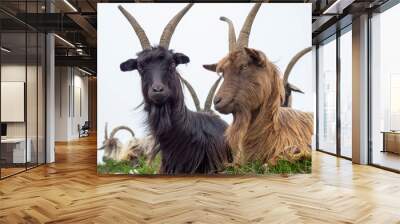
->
[137,64,143,72]
[240,64,248,71]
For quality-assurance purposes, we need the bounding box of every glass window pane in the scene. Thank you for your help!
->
[38,33,45,165]
[27,31,38,168]
[1,31,27,177]
[0,1,46,179]
[340,30,352,158]
[371,4,400,171]
[318,38,337,154]
[26,0,40,169]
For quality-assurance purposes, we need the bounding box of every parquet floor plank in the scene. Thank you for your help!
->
[0,135,399,223]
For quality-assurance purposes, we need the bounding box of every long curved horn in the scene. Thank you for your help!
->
[283,47,312,84]
[118,5,151,50]
[104,122,108,140]
[236,2,262,49]
[159,3,194,49]
[220,17,237,52]
[178,75,201,112]
[110,126,135,139]
[288,83,304,94]
[204,76,222,112]
[134,101,144,110]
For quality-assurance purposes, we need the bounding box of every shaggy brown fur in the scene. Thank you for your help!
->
[208,48,313,165]
[203,2,313,165]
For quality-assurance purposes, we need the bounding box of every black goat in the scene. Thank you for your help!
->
[118,4,231,174]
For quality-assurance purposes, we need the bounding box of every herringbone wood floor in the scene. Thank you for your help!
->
[1,135,400,224]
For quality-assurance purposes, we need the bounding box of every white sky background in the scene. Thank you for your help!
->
[97,3,312,163]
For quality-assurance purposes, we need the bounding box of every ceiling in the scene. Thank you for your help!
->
[0,0,393,75]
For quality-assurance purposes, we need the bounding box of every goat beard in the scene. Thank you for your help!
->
[226,108,252,165]
[147,103,173,137]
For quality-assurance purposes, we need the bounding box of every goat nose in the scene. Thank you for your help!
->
[152,85,164,92]
[214,96,222,105]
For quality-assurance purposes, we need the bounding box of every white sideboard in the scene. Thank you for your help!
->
[1,138,32,163]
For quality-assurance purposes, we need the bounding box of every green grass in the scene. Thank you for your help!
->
[98,155,311,175]
[223,160,267,175]
[223,158,312,175]
[266,159,311,174]
[97,155,161,175]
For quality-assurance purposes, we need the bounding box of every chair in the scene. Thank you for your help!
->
[79,121,90,138]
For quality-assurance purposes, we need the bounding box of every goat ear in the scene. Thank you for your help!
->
[203,64,217,72]
[120,59,137,72]
[244,47,266,67]
[174,53,190,65]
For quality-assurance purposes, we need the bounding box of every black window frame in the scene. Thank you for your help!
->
[0,0,47,180]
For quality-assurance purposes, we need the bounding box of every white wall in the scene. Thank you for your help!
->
[55,67,89,141]
[72,73,89,138]
[1,65,36,138]
[98,3,313,163]
[55,67,68,141]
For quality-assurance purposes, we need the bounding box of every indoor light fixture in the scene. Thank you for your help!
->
[54,34,75,48]
[63,0,78,12]
[1,47,11,53]
[78,67,93,76]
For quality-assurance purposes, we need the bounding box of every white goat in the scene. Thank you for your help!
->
[98,123,157,166]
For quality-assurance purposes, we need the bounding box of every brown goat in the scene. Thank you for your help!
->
[203,3,313,165]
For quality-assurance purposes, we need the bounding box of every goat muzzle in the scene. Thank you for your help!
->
[214,96,234,114]
[149,90,168,105]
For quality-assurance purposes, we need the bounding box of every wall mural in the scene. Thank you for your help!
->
[97,3,313,175]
